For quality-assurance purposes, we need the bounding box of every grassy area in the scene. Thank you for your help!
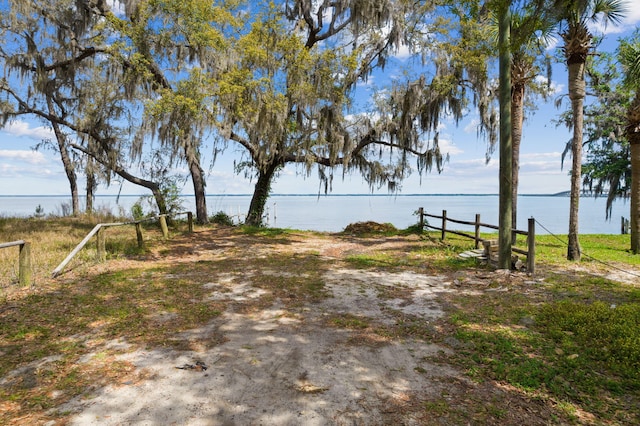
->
[414,231,640,424]
[0,218,639,424]
[337,230,640,423]
[0,215,194,289]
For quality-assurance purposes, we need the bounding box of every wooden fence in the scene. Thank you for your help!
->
[417,208,535,274]
[0,240,31,286]
[52,212,193,278]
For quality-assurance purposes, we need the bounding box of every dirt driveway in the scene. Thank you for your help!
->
[33,228,560,424]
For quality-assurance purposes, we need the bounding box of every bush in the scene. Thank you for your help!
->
[131,202,145,221]
[210,211,235,226]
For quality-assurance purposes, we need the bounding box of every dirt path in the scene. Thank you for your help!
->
[61,234,466,425]
[32,228,562,425]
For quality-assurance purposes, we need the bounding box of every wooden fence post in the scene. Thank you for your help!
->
[159,215,169,239]
[135,222,144,248]
[187,212,193,233]
[441,210,447,241]
[97,227,106,262]
[621,216,629,234]
[527,217,536,275]
[18,242,31,286]
[418,207,424,230]
[474,214,481,249]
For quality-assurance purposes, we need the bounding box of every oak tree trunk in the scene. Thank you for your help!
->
[184,140,208,224]
[70,143,167,215]
[85,167,96,215]
[47,97,79,215]
[246,161,279,227]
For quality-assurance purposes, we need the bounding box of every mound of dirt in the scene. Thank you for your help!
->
[343,221,398,235]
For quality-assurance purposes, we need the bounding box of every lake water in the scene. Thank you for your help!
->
[0,194,632,235]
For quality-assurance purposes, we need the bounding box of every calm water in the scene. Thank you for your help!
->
[0,194,631,235]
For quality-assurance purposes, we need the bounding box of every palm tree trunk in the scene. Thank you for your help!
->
[511,81,525,244]
[628,92,640,254]
[567,60,586,261]
[631,139,640,253]
[246,161,279,227]
[498,3,512,270]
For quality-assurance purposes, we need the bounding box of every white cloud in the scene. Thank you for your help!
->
[0,149,48,165]
[520,152,562,161]
[2,120,54,141]
[445,157,497,176]
[438,137,464,156]
[463,118,480,134]
[393,42,413,60]
[623,2,640,27]
[588,0,640,35]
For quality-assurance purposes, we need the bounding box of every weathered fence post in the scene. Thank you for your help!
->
[474,214,481,249]
[187,212,194,233]
[441,210,447,241]
[527,217,535,275]
[621,216,629,234]
[159,215,169,239]
[19,242,32,286]
[97,227,106,262]
[418,207,424,230]
[135,222,144,248]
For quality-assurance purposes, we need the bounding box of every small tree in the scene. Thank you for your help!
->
[580,49,630,218]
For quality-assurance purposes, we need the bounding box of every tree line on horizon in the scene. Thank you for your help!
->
[0,0,638,257]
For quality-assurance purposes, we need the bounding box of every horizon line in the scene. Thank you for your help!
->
[0,192,573,197]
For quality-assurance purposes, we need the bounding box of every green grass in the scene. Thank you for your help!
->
[444,283,640,424]
[2,218,640,424]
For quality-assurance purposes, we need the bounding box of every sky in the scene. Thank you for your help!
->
[1,3,640,198]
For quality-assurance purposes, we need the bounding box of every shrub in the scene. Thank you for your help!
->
[131,202,145,221]
[210,211,235,226]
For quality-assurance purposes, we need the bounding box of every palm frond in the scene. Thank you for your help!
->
[591,0,627,27]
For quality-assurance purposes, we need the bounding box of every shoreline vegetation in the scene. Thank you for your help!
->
[0,216,639,424]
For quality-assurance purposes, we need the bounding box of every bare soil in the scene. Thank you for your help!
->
[8,226,631,425]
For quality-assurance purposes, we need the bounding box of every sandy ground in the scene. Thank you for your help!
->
[62,266,466,425]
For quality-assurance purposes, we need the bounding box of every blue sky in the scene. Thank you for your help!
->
[1,3,640,197]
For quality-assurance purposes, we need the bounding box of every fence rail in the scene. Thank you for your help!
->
[52,212,193,278]
[417,208,535,274]
[0,240,31,286]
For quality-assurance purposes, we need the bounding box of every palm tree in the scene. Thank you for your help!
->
[555,0,626,261]
[619,35,640,253]
[509,10,556,243]
[490,0,555,268]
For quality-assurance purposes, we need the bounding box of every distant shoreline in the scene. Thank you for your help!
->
[0,192,574,198]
